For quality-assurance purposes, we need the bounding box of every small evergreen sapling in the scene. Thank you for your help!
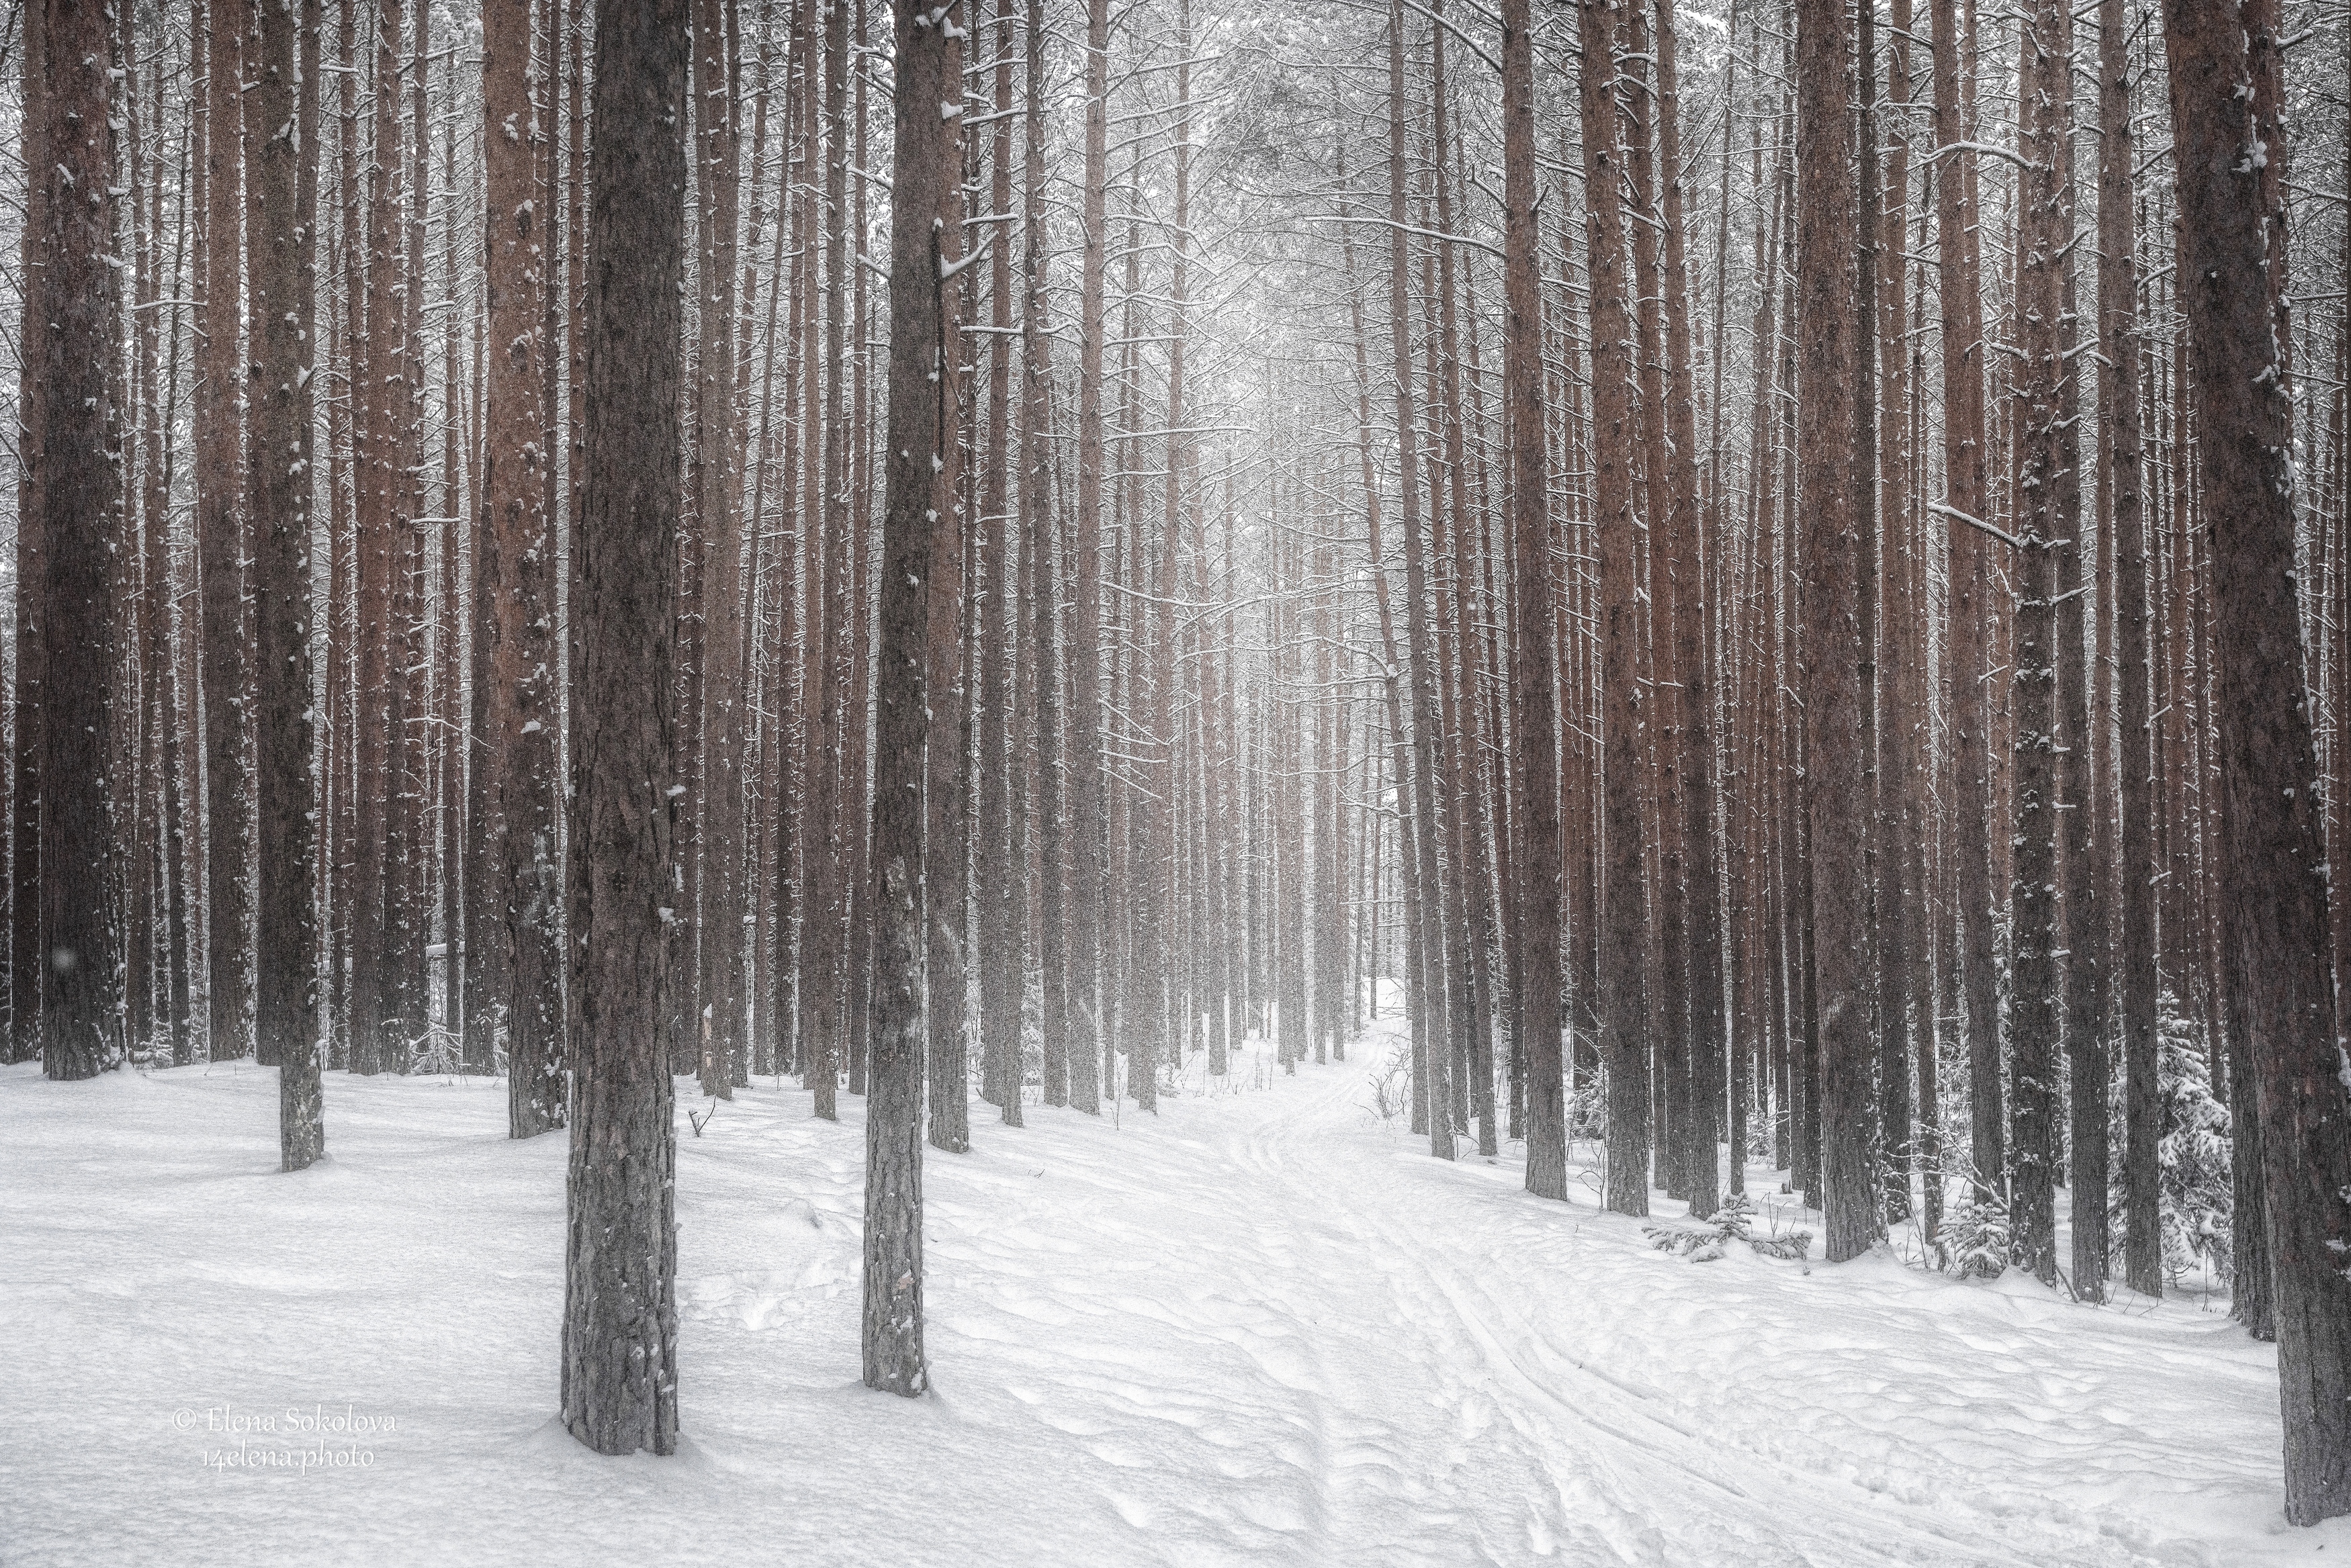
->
[2154,1007,2233,1287]
[1934,1188,2012,1279]
[1646,1195,1814,1262]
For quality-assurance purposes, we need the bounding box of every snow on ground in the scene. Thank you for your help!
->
[3,1013,2342,1568]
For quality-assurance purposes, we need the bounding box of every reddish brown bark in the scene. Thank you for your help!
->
[1795,0,1873,1262]
[562,0,690,1461]
[2164,0,2351,1522]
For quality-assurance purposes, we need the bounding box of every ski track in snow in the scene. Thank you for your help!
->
[3,1017,2342,1568]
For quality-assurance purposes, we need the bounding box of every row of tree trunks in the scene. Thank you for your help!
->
[21,0,2351,1522]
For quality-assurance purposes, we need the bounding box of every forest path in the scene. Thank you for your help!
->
[1149,1031,2293,1568]
[0,1027,2330,1567]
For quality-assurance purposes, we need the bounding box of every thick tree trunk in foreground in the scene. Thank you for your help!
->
[865,0,965,1399]
[32,0,124,1082]
[251,0,324,1163]
[2162,0,2351,1524]
[562,0,689,1460]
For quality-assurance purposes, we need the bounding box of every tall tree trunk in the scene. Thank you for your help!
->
[1623,1,1683,1201]
[865,0,964,1399]
[2007,0,2066,1287]
[2049,0,2107,1299]
[799,0,852,1119]
[353,0,403,1076]
[1503,0,1562,1199]
[922,143,973,1148]
[843,219,882,1105]
[1138,0,1196,1112]
[1796,0,1873,1262]
[437,54,466,1064]
[328,0,362,1074]
[1066,0,1109,1117]
[696,0,748,1099]
[140,99,195,1068]
[2163,0,2351,1524]
[1339,147,1421,1115]
[7,0,45,1067]
[30,0,124,1082]
[1427,13,1495,1152]
[2099,0,2158,1301]
[1852,0,1883,1232]
[1578,0,1645,1209]
[387,0,431,1071]
[1931,0,2000,1195]
[1876,0,1923,1229]
[202,0,254,1064]
[977,0,1022,1124]
[1656,0,1719,1221]
[252,0,324,1160]
[562,0,689,1461]
[120,4,154,1063]
[1022,0,1067,1105]
[1394,0,1454,1160]
[774,7,811,1082]
[484,0,566,1136]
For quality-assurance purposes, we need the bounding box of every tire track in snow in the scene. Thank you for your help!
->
[1218,1059,1658,1565]
[1212,1050,2170,1568]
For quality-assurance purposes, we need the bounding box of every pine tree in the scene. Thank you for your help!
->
[200,0,254,1066]
[2007,0,2068,1286]
[1577,0,1647,1210]
[251,0,325,1162]
[482,0,565,1136]
[1395,0,1454,1162]
[562,0,689,1459]
[865,0,967,1400]
[1795,0,1873,1262]
[695,0,748,1101]
[1502,0,1562,1200]
[30,0,124,1082]
[2101,0,2160,1303]
[977,0,1022,1125]
[9,4,46,1070]
[1067,0,1111,1118]
[1931,0,2002,1200]
[2162,0,2351,1523]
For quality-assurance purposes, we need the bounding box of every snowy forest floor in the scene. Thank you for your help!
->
[3,1015,2340,1568]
